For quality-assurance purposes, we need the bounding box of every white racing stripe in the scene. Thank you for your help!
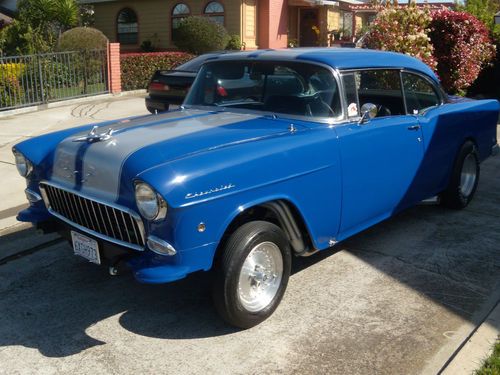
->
[51,109,260,201]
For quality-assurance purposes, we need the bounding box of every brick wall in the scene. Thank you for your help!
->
[108,43,122,94]
[258,0,287,49]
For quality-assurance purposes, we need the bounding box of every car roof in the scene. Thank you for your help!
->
[206,48,439,83]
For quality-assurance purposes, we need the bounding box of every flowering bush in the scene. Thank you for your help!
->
[429,9,496,94]
[0,76,24,108]
[0,63,25,80]
[120,52,194,91]
[364,3,437,71]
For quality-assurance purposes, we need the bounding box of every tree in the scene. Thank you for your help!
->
[17,0,79,32]
[0,0,80,55]
[363,2,437,71]
[459,0,500,41]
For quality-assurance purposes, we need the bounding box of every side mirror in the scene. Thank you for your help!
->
[359,103,378,124]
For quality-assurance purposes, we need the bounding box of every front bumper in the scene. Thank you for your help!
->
[21,203,215,284]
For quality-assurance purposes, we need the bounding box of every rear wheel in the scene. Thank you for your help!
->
[213,221,291,329]
[440,141,480,209]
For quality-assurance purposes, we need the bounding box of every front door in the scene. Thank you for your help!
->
[335,70,425,240]
[299,8,319,47]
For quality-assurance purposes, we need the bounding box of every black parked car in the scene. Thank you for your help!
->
[145,51,234,113]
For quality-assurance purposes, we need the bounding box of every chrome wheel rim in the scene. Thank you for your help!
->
[460,153,477,198]
[237,241,283,313]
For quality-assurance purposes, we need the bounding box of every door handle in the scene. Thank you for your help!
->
[408,125,421,131]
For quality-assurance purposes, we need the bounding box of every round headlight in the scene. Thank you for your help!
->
[13,150,33,177]
[135,182,167,221]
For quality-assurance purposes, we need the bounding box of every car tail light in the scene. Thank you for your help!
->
[149,82,169,92]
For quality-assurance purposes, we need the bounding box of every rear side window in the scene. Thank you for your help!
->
[342,70,406,118]
[402,72,440,114]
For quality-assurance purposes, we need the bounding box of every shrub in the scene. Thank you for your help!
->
[364,3,437,71]
[174,16,230,54]
[226,35,242,50]
[0,63,26,80]
[120,52,195,91]
[57,27,108,51]
[429,9,496,94]
[0,76,25,108]
[0,20,54,55]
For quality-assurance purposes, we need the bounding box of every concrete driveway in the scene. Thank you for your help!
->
[0,98,499,374]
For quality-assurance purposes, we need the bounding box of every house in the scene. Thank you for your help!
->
[80,0,453,51]
[0,0,16,27]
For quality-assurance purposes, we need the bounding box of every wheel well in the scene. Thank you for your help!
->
[213,200,314,265]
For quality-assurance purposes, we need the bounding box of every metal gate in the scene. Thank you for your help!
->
[0,49,109,111]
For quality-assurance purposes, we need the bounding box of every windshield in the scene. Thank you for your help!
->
[184,61,342,118]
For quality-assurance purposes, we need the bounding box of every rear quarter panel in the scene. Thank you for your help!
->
[416,99,499,197]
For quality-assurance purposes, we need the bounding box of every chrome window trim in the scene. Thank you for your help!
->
[39,181,146,251]
[184,59,346,125]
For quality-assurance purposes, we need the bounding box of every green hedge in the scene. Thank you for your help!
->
[120,52,195,91]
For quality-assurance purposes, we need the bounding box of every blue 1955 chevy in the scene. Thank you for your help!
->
[12,48,500,328]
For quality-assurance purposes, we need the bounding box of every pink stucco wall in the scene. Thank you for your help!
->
[258,0,288,49]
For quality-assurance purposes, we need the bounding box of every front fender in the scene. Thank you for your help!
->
[138,125,343,270]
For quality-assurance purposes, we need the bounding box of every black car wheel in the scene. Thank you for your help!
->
[213,221,291,329]
[440,140,480,209]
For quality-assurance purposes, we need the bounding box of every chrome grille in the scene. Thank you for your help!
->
[40,183,145,250]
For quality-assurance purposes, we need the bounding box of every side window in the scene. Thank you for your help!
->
[356,70,405,117]
[342,70,406,118]
[402,72,440,114]
[343,73,359,117]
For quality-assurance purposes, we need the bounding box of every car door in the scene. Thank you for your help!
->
[335,69,425,240]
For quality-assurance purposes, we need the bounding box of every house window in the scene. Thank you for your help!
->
[172,3,190,40]
[204,1,224,25]
[339,10,353,39]
[117,8,138,45]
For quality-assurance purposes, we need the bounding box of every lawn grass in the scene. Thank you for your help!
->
[476,339,500,375]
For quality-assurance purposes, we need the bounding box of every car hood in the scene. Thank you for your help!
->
[49,109,297,201]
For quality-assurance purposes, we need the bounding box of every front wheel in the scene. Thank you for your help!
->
[213,221,291,329]
[440,141,480,209]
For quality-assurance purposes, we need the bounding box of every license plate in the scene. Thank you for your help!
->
[71,231,101,265]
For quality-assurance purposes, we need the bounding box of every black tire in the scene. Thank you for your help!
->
[146,104,169,114]
[213,221,291,329]
[440,140,480,209]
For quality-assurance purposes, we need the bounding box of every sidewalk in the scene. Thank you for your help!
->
[0,94,148,230]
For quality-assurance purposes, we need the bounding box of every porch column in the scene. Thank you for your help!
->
[258,0,288,49]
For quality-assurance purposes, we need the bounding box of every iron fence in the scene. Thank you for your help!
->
[0,49,108,111]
